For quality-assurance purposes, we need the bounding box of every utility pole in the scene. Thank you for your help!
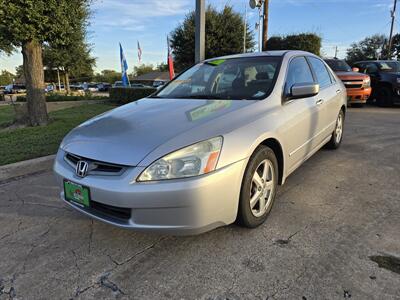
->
[195,0,205,63]
[388,0,397,59]
[262,0,269,51]
[243,3,247,53]
[334,46,338,58]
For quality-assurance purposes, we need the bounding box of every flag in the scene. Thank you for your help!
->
[167,36,175,80]
[137,41,142,64]
[119,43,130,87]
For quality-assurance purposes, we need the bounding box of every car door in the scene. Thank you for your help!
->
[364,63,380,90]
[307,56,340,142]
[281,56,325,173]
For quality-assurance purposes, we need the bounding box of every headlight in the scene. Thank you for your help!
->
[363,77,371,88]
[137,137,223,181]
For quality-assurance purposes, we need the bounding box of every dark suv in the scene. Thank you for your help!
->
[353,60,400,106]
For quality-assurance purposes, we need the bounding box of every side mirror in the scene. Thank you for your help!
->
[289,83,320,99]
[352,67,359,72]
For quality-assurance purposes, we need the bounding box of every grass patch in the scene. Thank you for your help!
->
[0,105,15,128]
[0,103,115,166]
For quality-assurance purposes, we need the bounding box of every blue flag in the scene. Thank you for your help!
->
[119,43,130,87]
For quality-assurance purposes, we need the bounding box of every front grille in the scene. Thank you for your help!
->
[90,200,131,220]
[64,152,126,176]
[342,79,363,89]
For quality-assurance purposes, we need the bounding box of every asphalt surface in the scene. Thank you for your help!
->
[1,106,399,300]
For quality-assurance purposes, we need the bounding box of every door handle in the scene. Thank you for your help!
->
[336,89,341,94]
[316,99,324,105]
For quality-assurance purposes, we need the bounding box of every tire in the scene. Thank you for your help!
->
[237,145,278,228]
[326,110,344,149]
[376,86,394,107]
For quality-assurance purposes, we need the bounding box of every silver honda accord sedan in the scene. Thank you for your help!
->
[54,50,346,234]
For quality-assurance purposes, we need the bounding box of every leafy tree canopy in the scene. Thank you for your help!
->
[0,70,14,85]
[0,0,90,53]
[133,64,155,77]
[346,34,387,64]
[266,33,322,56]
[94,70,122,84]
[170,5,255,70]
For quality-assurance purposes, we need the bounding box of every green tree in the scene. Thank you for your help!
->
[170,5,255,70]
[94,70,122,84]
[266,33,322,55]
[0,70,14,85]
[133,64,155,77]
[346,34,387,64]
[0,0,91,126]
[15,65,24,78]
[43,39,96,91]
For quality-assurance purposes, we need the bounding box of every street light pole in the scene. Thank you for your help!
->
[195,0,205,63]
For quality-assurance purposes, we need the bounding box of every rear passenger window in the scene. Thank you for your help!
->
[308,57,332,89]
[285,56,314,95]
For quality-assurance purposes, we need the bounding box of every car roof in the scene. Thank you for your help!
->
[203,50,316,62]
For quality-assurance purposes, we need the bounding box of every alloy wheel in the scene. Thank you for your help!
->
[249,159,275,217]
[335,113,343,144]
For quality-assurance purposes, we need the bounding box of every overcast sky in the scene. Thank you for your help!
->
[0,0,395,74]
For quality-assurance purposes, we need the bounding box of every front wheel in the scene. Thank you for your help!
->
[376,86,394,107]
[237,146,278,228]
[326,110,344,149]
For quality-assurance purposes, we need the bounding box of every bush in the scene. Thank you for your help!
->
[16,94,109,102]
[109,87,157,104]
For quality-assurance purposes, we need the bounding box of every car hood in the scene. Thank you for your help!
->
[335,71,368,80]
[61,98,254,166]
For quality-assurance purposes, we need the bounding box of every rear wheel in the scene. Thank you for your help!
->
[376,86,393,107]
[326,110,344,149]
[237,146,278,228]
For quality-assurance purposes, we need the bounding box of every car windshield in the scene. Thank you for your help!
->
[377,61,400,72]
[324,59,351,72]
[154,56,281,100]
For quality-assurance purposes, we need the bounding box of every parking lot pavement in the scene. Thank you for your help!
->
[0,106,399,300]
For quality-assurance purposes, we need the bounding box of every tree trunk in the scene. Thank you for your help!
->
[22,40,48,126]
[65,70,71,94]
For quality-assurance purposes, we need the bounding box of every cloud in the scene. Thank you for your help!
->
[92,0,191,29]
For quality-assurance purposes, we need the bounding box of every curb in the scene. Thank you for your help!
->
[0,154,55,183]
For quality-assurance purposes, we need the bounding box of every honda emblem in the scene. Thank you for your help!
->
[76,160,89,177]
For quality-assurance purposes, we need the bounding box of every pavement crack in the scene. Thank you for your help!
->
[99,272,126,295]
[88,220,94,254]
[107,236,167,267]
[71,249,82,297]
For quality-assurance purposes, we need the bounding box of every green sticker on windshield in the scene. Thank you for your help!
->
[207,59,226,66]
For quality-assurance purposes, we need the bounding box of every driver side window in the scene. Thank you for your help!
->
[285,56,314,96]
[365,63,378,74]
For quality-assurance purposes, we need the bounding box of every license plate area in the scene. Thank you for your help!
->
[63,180,90,207]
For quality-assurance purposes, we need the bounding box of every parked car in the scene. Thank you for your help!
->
[84,83,99,92]
[112,81,124,88]
[54,51,346,235]
[4,84,26,94]
[352,60,400,106]
[324,58,371,107]
[97,83,111,92]
[153,80,167,88]
[131,83,145,88]
[70,85,85,94]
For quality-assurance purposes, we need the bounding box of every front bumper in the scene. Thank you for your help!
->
[346,87,371,104]
[53,149,247,235]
